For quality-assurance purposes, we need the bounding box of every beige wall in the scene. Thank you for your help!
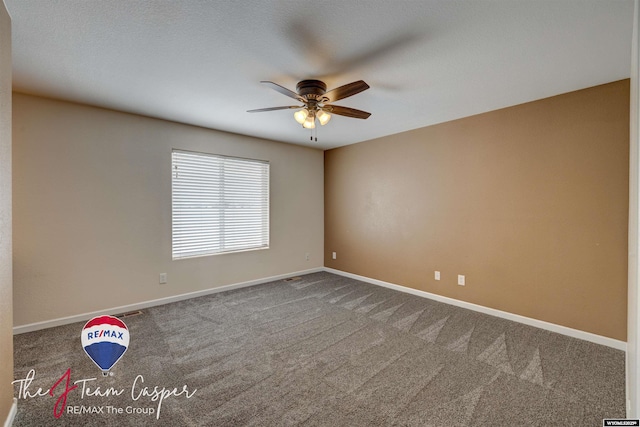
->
[325,80,629,341]
[0,0,12,422]
[12,94,324,326]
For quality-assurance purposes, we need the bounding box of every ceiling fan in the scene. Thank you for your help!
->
[247,79,371,129]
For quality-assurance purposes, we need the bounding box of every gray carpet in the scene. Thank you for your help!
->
[12,271,625,426]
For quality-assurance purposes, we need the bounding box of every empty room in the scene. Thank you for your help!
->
[2,1,640,426]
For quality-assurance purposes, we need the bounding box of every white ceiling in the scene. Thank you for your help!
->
[5,0,635,150]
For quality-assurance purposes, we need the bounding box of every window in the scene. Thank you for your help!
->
[172,149,269,259]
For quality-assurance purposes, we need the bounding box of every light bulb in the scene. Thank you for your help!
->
[294,109,308,124]
[317,110,331,126]
[303,114,316,129]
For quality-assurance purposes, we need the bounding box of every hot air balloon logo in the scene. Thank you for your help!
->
[81,315,129,376]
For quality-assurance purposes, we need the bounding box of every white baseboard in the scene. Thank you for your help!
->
[325,267,627,351]
[13,267,324,335]
[3,398,16,427]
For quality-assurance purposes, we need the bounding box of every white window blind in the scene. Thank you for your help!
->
[172,150,269,259]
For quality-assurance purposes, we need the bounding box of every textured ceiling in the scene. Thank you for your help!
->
[5,0,635,150]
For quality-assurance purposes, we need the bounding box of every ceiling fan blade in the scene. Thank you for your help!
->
[324,105,371,119]
[247,106,302,113]
[326,33,421,77]
[324,80,370,102]
[261,81,304,102]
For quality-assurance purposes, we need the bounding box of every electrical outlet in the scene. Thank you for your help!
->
[305,252,310,261]
[435,271,440,280]
[159,273,167,284]
[332,252,337,260]
[458,275,465,286]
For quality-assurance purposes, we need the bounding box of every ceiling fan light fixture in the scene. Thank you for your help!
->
[317,110,331,126]
[293,108,309,124]
[303,113,316,129]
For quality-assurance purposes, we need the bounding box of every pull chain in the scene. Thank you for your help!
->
[306,123,318,143]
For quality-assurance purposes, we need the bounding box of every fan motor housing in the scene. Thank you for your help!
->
[296,80,327,99]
